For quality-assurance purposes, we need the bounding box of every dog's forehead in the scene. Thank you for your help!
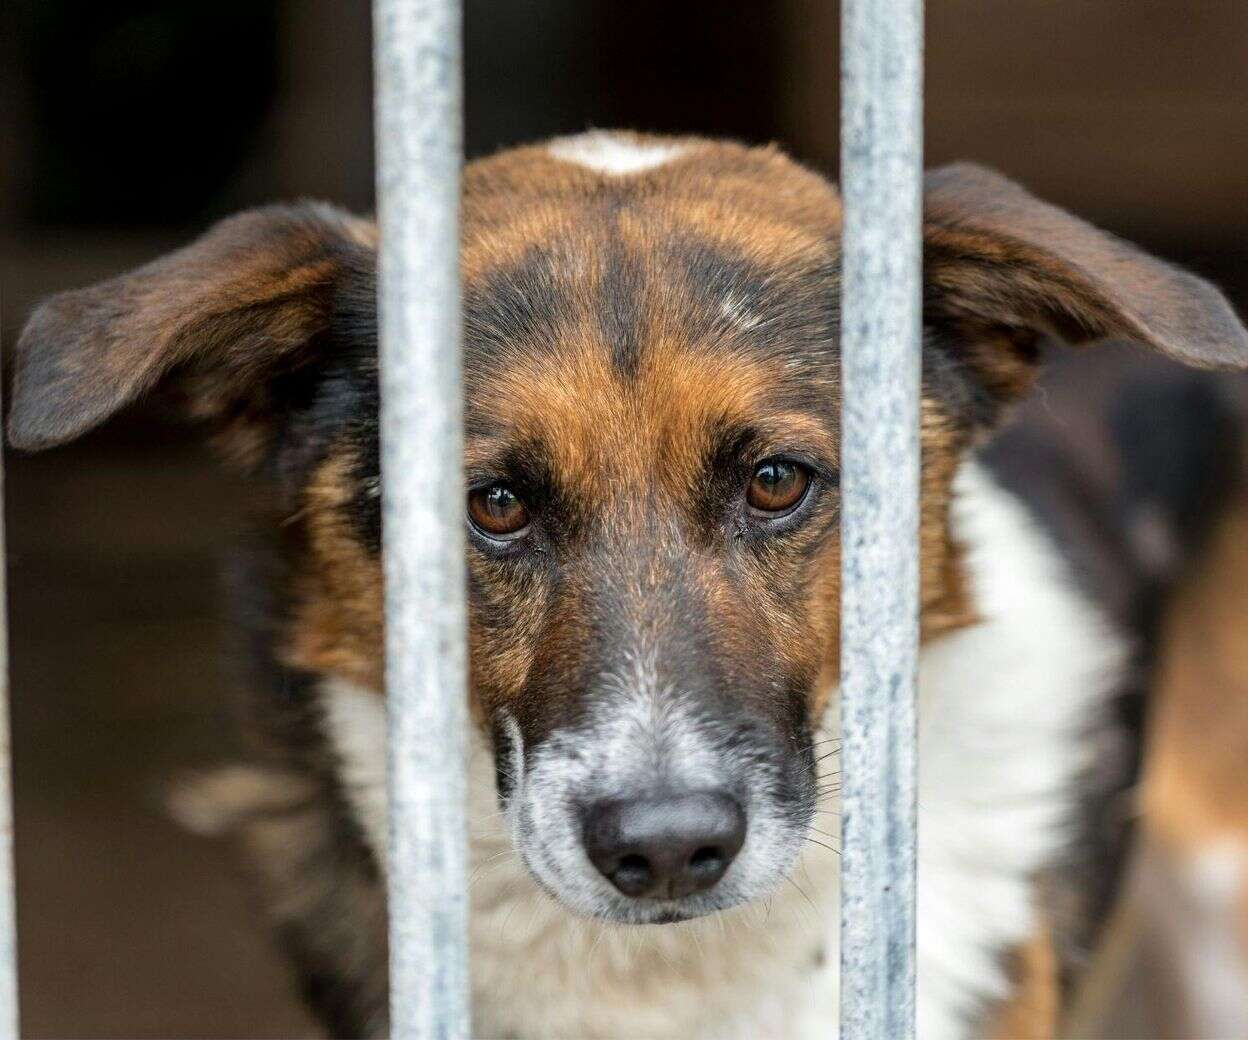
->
[460,133,843,252]
[458,135,843,485]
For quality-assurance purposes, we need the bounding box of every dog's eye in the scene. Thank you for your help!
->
[746,460,810,515]
[468,484,530,538]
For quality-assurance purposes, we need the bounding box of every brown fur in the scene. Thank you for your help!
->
[8,204,375,464]
[277,140,987,735]
[923,163,1248,371]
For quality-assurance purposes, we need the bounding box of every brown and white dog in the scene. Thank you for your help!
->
[9,132,1248,1038]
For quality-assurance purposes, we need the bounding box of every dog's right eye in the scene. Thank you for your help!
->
[468,484,531,539]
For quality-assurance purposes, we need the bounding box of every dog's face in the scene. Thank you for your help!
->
[457,143,850,921]
[11,133,1246,925]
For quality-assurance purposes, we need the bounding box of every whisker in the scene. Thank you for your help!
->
[804,836,841,856]
[797,737,842,755]
[467,847,512,877]
[495,880,524,937]
[784,874,818,913]
[466,857,515,892]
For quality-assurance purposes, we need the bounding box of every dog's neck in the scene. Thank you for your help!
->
[321,457,1124,1039]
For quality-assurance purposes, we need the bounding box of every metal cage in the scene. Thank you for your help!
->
[371,0,922,1037]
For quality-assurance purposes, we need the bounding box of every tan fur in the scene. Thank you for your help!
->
[1064,490,1248,1037]
[1144,493,1248,842]
[285,450,385,691]
[1142,490,1248,950]
[987,926,1061,1040]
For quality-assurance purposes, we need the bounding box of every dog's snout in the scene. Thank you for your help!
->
[583,791,746,900]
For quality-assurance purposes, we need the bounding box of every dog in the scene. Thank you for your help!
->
[9,131,1248,1038]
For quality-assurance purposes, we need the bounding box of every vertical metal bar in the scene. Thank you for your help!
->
[0,387,19,1038]
[839,0,923,1038]
[372,2,469,1038]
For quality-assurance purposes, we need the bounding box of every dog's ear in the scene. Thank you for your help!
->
[922,164,1248,407]
[8,202,375,463]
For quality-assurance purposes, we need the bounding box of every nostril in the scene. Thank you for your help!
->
[611,854,655,898]
[689,845,725,870]
[618,853,651,875]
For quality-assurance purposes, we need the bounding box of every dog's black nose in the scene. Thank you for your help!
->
[583,791,746,899]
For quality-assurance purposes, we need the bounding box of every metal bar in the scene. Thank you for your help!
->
[372,2,469,1037]
[839,0,924,1037]
[0,384,19,1037]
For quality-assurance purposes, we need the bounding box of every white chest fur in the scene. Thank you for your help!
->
[322,459,1124,1039]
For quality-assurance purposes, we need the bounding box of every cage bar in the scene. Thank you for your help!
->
[839,0,924,1037]
[0,390,18,1037]
[372,1,470,1037]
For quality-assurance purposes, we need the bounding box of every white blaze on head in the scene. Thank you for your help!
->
[546,130,690,176]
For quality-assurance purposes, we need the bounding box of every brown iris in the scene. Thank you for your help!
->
[468,484,530,537]
[746,460,810,514]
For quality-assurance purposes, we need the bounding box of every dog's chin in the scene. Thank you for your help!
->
[522,863,750,926]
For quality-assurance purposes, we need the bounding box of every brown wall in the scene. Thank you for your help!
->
[2,3,1246,1035]
[784,1,1248,247]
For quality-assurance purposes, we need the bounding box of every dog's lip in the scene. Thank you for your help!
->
[639,908,698,925]
[577,895,724,925]
[533,866,742,924]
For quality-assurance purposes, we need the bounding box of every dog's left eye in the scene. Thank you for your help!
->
[746,459,810,515]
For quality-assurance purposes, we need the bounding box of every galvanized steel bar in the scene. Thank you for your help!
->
[0,389,18,1038]
[839,0,923,1037]
[372,2,469,1037]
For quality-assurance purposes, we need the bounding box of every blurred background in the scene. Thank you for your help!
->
[1,1,1246,1036]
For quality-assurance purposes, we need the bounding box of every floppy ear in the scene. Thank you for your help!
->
[922,163,1248,408]
[8,202,376,462]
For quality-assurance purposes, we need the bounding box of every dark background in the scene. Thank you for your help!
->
[1,2,1246,1035]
